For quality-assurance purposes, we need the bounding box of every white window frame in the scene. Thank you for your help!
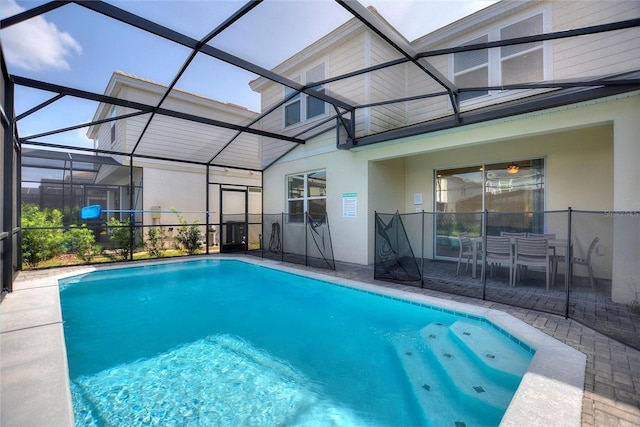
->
[283,61,328,128]
[449,7,551,106]
[453,35,489,103]
[284,77,302,127]
[286,169,327,223]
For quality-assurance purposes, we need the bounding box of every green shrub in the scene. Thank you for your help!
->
[92,245,105,258]
[107,217,140,260]
[65,224,96,261]
[174,212,203,255]
[146,226,165,258]
[21,204,66,266]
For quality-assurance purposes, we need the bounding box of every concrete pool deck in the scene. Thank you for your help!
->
[1,255,638,426]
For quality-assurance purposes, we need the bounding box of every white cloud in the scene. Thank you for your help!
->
[74,125,94,148]
[1,0,82,71]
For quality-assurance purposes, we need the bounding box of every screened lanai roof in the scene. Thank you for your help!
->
[21,148,122,185]
[2,0,639,171]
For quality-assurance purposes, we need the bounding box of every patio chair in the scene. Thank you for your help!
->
[527,232,556,239]
[500,231,527,237]
[512,238,550,290]
[551,237,599,290]
[484,236,513,280]
[456,232,475,276]
[528,233,557,256]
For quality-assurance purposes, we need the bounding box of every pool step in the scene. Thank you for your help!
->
[447,320,531,388]
[391,331,502,427]
[419,322,519,411]
[391,320,529,427]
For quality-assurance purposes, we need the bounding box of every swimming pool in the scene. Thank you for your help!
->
[60,258,534,426]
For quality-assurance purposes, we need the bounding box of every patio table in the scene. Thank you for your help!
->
[471,237,568,279]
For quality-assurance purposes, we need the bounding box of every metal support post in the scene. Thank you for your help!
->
[2,76,15,292]
[564,207,572,319]
[128,157,135,261]
[304,212,308,267]
[420,210,425,288]
[482,210,488,300]
[205,166,210,254]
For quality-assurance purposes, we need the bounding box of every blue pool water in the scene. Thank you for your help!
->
[59,259,534,426]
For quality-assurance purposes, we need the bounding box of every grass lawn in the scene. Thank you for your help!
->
[21,249,197,270]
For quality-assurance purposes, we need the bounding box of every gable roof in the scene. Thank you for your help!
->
[87,71,257,140]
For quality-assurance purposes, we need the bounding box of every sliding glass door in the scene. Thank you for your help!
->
[435,159,544,257]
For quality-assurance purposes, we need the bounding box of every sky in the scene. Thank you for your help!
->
[1,0,498,149]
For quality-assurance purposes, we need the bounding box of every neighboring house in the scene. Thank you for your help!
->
[249,1,639,302]
[86,71,263,248]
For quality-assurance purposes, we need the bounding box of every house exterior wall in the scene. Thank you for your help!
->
[363,32,408,135]
[400,125,613,213]
[257,1,638,302]
[249,15,411,140]
[552,1,640,79]
[400,123,613,275]
[142,165,207,226]
[254,1,639,140]
[263,92,638,302]
[262,131,370,263]
[406,0,639,125]
[136,157,261,225]
[252,28,370,142]
[90,72,261,169]
[87,73,263,242]
[611,94,640,303]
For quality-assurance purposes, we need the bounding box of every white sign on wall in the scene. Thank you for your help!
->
[342,193,357,218]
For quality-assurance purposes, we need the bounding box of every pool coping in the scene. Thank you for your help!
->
[0,256,586,427]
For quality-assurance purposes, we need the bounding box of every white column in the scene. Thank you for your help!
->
[611,97,640,304]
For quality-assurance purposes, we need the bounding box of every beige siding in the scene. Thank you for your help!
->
[402,1,640,126]
[328,32,367,102]
[96,103,126,155]
[257,27,409,139]
[367,36,407,134]
[552,1,640,79]
[556,2,634,76]
[405,55,451,126]
[257,29,370,155]
[123,111,146,154]
[251,1,638,147]
[96,119,115,152]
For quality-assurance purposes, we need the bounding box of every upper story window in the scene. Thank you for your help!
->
[287,170,327,222]
[453,13,545,103]
[500,14,544,85]
[454,35,489,102]
[284,62,326,127]
[110,106,116,145]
